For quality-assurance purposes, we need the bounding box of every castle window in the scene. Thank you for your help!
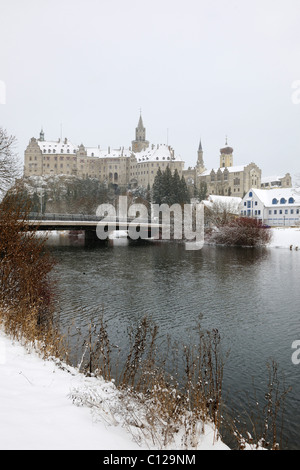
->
[249,192,253,197]
[272,198,278,205]
[289,197,295,204]
[280,198,287,204]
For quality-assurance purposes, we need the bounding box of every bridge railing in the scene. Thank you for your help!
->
[27,212,157,224]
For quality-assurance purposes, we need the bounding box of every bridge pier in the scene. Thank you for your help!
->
[84,229,108,247]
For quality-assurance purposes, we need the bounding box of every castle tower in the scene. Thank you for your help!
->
[131,113,149,153]
[220,137,233,168]
[197,139,205,170]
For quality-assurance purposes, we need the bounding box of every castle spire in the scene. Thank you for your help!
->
[137,113,144,130]
[39,127,45,141]
[197,138,204,169]
[132,112,149,153]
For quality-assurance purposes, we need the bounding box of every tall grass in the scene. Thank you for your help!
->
[67,314,227,448]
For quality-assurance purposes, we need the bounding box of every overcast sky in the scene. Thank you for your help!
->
[1,0,300,179]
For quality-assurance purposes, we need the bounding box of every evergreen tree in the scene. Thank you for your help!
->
[161,166,173,204]
[152,167,163,205]
[152,167,190,206]
[172,169,181,205]
[179,175,190,205]
[198,181,208,202]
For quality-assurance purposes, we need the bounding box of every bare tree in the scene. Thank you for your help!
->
[0,127,20,196]
[205,198,241,227]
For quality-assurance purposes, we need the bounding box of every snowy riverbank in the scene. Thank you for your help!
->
[269,227,300,249]
[0,330,229,451]
[2,228,295,451]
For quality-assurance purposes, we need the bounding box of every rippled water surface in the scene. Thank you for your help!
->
[49,241,300,449]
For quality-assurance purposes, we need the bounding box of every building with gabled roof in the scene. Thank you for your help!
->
[240,187,300,226]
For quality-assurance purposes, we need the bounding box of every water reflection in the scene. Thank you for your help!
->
[49,240,300,449]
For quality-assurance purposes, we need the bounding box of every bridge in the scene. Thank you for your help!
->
[26,213,166,245]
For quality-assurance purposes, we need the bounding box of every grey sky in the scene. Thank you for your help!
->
[1,0,300,178]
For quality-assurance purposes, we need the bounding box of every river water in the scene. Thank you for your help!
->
[49,238,300,450]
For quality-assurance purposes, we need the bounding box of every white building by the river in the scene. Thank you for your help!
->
[241,188,300,226]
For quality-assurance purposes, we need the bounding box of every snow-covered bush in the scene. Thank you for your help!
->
[209,217,272,247]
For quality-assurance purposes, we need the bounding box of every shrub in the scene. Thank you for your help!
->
[209,217,272,247]
[0,192,57,348]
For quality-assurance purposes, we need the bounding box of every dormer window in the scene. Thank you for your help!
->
[272,198,278,205]
[280,198,287,204]
[289,197,295,204]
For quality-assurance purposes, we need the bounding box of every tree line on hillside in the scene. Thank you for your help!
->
[4,166,191,215]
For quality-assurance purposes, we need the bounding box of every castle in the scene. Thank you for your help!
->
[24,115,184,189]
[183,139,292,198]
[24,115,292,197]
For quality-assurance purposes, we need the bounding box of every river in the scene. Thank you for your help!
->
[48,238,300,450]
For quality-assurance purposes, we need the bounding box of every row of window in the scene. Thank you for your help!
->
[43,148,76,154]
[272,198,295,204]
[269,209,300,215]
[248,192,296,206]
[242,209,300,217]
[241,210,262,216]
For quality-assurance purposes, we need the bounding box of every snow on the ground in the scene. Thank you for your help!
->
[269,227,300,249]
[0,330,229,451]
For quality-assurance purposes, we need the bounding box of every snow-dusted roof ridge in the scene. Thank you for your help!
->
[136,143,183,163]
[249,187,300,206]
[261,175,286,184]
[200,165,246,176]
[36,138,182,163]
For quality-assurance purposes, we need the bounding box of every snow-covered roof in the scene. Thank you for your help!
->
[85,147,133,159]
[261,175,285,184]
[36,138,182,163]
[200,165,246,176]
[208,195,242,205]
[203,195,242,214]
[246,188,300,206]
[37,139,79,154]
[136,144,183,164]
